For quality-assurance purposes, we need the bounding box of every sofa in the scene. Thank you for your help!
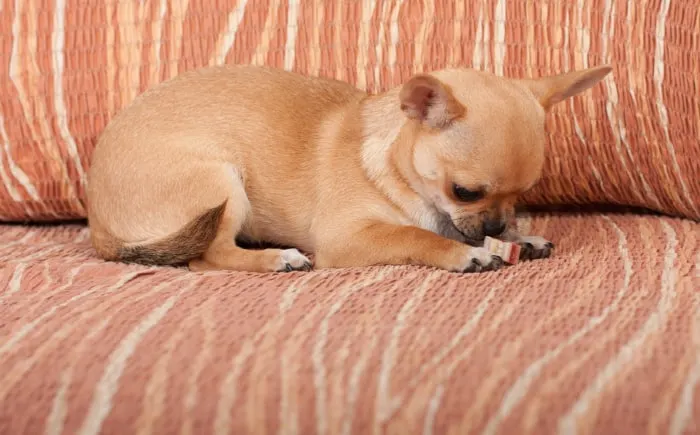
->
[0,1,697,434]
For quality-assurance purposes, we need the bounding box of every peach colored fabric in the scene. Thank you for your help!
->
[0,1,698,222]
[0,213,698,434]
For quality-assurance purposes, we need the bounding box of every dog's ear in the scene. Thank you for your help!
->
[399,74,465,128]
[522,65,613,110]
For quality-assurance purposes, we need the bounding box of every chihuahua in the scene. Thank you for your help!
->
[86,64,612,273]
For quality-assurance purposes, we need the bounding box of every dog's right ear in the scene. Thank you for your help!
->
[399,74,465,129]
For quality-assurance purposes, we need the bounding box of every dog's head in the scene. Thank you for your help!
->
[397,65,612,243]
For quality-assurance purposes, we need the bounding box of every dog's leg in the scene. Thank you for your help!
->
[189,242,312,272]
[189,223,313,273]
[188,165,312,273]
[315,222,504,273]
[189,224,313,273]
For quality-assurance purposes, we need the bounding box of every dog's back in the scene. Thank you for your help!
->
[87,65,366,265]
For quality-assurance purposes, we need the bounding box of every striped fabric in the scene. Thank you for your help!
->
[0,0,698,222]
[0,213,698,434]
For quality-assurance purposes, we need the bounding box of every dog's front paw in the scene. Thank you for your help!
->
[518,236,554,261]
[462,247,504,273]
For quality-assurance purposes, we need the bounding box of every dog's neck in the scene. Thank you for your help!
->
[359,90,454,235]
[358,89,406,183]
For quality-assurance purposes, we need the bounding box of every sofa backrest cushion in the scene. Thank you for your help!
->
[0,1,697,221]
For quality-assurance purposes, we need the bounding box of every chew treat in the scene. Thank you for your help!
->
[483,236,521,265]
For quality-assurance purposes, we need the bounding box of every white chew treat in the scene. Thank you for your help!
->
[483,236,521,265]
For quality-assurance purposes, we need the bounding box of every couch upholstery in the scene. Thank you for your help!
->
[0,1,698,434]
[1,213,698,434]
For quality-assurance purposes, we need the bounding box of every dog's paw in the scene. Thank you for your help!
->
[275,249,313,272]
[518,236,554,261]
[462,247,505,273]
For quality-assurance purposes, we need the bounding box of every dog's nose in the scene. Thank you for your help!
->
[483,220,506,237]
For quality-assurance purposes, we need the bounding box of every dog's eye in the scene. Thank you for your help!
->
[452,184,484,202]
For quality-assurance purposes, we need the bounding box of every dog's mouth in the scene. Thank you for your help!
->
[461,234,485,247]
[435,208,484,246]
[449,221,484,246]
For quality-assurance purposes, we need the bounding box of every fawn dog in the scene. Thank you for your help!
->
[87,64,612,273]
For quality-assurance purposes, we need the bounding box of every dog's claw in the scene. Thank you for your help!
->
[463,258,482,273]
[280,261,314,273]
[519,239,554,261]
[463,255,505,273]
[489,255,504,270]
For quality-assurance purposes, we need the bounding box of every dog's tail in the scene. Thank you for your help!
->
[115,200,228,266]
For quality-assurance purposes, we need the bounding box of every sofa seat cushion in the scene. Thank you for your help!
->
[0,213,697,434]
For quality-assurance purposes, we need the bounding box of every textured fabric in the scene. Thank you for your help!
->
[0,213,697,435]
[0,1,699,222]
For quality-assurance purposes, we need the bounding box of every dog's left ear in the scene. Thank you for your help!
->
[522,65,613,110]
[399,74,465,128]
